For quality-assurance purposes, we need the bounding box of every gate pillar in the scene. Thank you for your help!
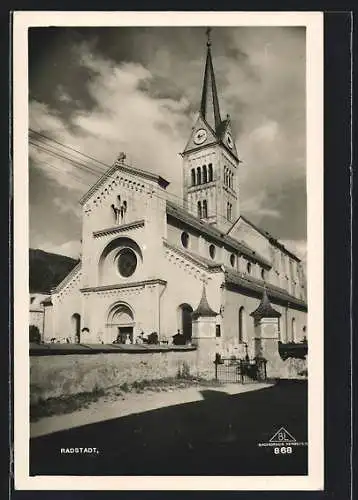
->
[191,285,218,378]
[250,289,286,379]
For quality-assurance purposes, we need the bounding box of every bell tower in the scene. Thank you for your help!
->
[182,28,241,231]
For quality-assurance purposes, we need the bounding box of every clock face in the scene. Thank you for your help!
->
[226,132,233,149]
[193,128,207,145]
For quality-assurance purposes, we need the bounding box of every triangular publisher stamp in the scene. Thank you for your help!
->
[269,427,297,443]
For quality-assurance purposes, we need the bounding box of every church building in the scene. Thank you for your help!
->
[42,32,308,358]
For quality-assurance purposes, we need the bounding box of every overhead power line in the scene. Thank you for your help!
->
[28,130,245,226]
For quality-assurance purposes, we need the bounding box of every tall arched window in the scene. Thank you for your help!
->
[191,168,196,186]
[71,313,81,343]
[178,304,193,342]
[227,202,232,221]
[197,201,202,218]
[291,318,296,342]
[202,165,207,183]
[196,166,202,184]
[202,199,208,218]
[238,306,246,343]
[228,171,231,188]
[208,163,213,182]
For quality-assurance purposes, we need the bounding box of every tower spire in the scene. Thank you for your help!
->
[200,27,221,131]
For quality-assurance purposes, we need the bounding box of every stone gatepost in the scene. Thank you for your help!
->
[250,289,286,379]
[191,285,218,378]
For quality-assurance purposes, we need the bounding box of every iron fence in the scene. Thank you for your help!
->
[214,354,267,383]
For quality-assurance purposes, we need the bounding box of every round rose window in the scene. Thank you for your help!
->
[117,248,137,277]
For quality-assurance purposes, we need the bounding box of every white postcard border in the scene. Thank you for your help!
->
[13,10,324,491]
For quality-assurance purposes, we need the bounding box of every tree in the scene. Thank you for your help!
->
[29,325,41,344]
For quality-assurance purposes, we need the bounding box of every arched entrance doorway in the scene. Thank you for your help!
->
[178,304,193,343]
[107,303,135,344]
[71,313,81,343]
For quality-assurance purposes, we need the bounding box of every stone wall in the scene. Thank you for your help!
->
[30,349,201,404]
[281,357,308,379]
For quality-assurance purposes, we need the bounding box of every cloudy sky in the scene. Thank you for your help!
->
[28,26,306,261]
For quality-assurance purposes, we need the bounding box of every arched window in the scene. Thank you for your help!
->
[202,165,208,183]
[291,318,296,342]
[227,202,232,221]
[197,201,202,218]
[208,163,213,182]
[247,262,252,274]
[238,306,246,343]
[224,167,228,186]
[209,244,216,259]
[228,171,231,188]
[178,303,193,343]
[230,253,236,267]
[196,166,202,184]
[191,168,196,186]
[302,326,307,341]
[71,313,81,343]
[261,268,266,281]
[202,199,208,218]
[181,231,189,248]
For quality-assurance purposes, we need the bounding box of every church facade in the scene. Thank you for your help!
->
[42,35,307,358]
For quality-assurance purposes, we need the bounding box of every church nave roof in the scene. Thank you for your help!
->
[166,200,271,268]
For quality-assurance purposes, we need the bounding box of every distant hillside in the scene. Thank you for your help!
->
[29,249,79,294]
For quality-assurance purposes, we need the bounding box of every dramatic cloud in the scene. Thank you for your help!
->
[29,26,306,258]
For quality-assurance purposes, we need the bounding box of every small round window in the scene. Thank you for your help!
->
[181,232,189,248]
[247,262,252,274]
[230,254,236,267]
[209,244,216,259]
[117,248,137,277]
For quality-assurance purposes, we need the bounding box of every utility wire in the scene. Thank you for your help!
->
[29,132,240,227]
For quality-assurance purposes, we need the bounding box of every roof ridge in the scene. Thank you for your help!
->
[223,266,307,310]
[52,261,82,294]
[80,160,170,206]
[166,201,272,267]
[238,215,301,262]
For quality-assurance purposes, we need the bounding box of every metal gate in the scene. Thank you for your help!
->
[214,354,267,383]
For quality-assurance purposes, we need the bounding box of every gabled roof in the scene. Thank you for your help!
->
[163,240,223,272]
[231,215,301,263]
[80,159,170,206]
[52,261,82,294]
[182,114,219,155]
[166,201,272,268]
